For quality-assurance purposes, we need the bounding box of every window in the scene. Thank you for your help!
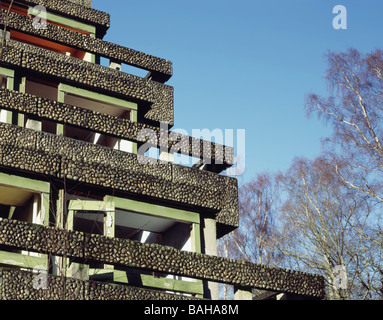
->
[0,172,50,271]
[0,75,6,89]
[1,0,96,62]
[63,195,203,296]
[59,84,138,153]
[0,172,50,225]
[10,30,89,61]
[1,1,95,36]
[22,77,59,133]
[0,185,41,223]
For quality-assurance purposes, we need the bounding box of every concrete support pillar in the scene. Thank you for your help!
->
[202,217,219,300]
[26,119,42,131]
[234,286,253,300]
[110,60,122,72]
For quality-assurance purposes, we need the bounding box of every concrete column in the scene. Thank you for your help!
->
[110,60,122,71]
[234,286,253,300]
[26,119,42,131]
[203,217,219,300]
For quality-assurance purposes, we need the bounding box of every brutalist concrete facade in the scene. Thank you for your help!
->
[0,0,325,300]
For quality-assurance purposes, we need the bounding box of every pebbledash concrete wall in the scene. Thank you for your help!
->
[0,0,327,300]
[1,40,174,125]
[0,268,199,300]
[0,88,234,167]
[0,218,326,299]
[68,0,92,8]
[0,9,172,82]
[0,122,239,229]
[14,0,110,29]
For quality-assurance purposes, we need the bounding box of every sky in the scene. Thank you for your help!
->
[93,0,383,183]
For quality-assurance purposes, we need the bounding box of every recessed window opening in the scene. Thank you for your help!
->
[114,208,192,252]
[73,211,104,235]
[66,191,103,202]
[24,77,59,133]
[10,30,88,60]
[25,77,58,100]
[0,184,41,224]
[0,1,29,17]
[0,76,6,89]
[65,125,99,144]
[72,210,105,269]
[64,93,131,119]
[63,93,134,152]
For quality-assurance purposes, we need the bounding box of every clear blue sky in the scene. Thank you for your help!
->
[93,0,383,182]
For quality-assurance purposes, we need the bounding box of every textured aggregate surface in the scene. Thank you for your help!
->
[0,268,199,300]
[0,88,234,167]
[1,40,174,125]
[0,122,239,228]
[13,0,110,28]
[0,9,172,81]
[0,0,328,301]
[0,218,326,299]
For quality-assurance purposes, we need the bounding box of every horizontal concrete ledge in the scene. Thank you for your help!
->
[68,0,92,8]
[0,88,233,167]
[0,218,326,299]
[11,0,110,29]
[0,10,172,81]
[1,39,174,125]
[0,268,200,300]
[0,122,239,228]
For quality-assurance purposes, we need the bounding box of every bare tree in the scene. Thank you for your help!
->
[276,156,382,299]
[232,173,282,266]
[218,173,283,299]
[306,48,383,204]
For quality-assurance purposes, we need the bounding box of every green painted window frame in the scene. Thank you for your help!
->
[28,7,97,35]
[58,83,138,153]
[104,195,203,296]
[27,7,96,64]
[0,171,50,271]
[64,196,203,296]
[105,195,201,253]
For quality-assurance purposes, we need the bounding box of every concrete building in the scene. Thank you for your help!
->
[0,0,325,300]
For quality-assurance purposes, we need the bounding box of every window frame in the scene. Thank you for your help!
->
[64,195,203,296]
[0,172,50,271]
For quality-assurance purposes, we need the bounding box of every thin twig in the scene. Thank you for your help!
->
[0,0,14,60]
